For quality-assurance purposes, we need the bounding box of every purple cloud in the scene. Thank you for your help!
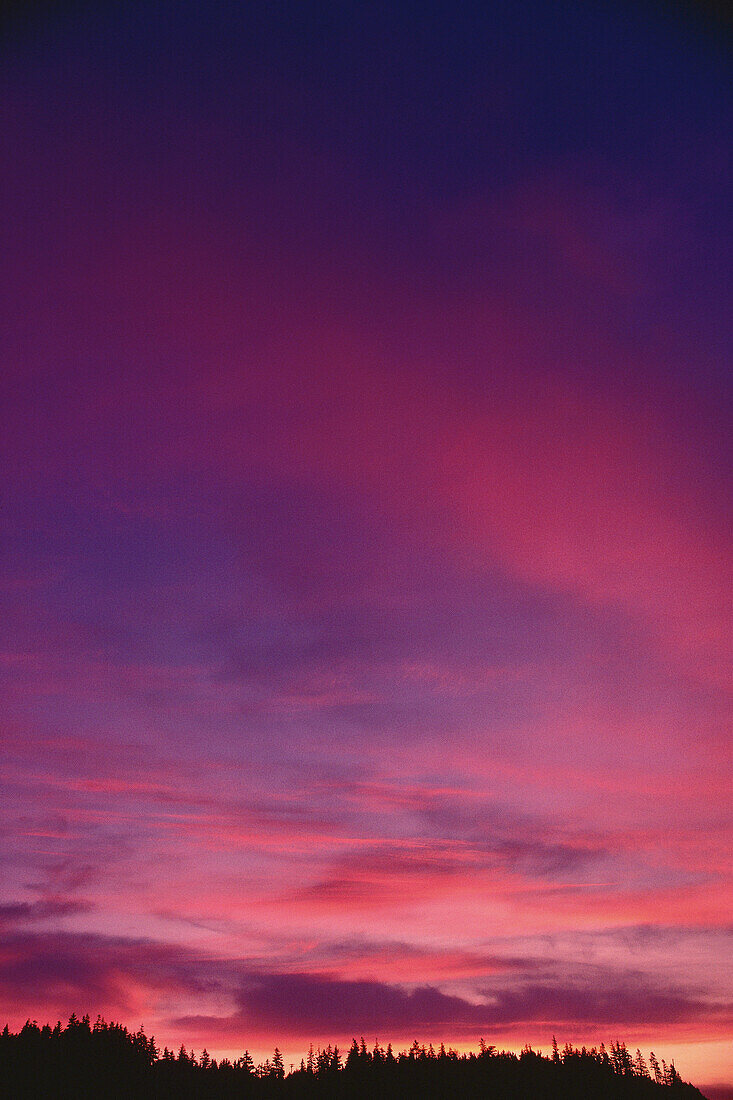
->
[175,968,732,1039]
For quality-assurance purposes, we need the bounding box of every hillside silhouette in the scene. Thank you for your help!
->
[0,1014,712,1099]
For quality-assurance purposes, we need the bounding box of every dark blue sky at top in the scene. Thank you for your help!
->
[3,0,731,442]
[6,0,730,186]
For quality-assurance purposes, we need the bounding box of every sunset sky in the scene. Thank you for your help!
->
[1,0,731,1091]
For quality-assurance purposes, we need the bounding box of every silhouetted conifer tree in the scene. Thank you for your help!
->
[0,1015,711,1098]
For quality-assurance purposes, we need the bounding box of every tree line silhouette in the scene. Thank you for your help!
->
[0,1014,710,1098]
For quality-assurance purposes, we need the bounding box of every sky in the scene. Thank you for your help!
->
[0,0,731,1090]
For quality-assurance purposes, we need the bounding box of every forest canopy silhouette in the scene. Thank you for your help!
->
[0,1013,712,1099]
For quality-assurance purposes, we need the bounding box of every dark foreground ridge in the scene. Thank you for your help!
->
[0,1015,711,1099]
